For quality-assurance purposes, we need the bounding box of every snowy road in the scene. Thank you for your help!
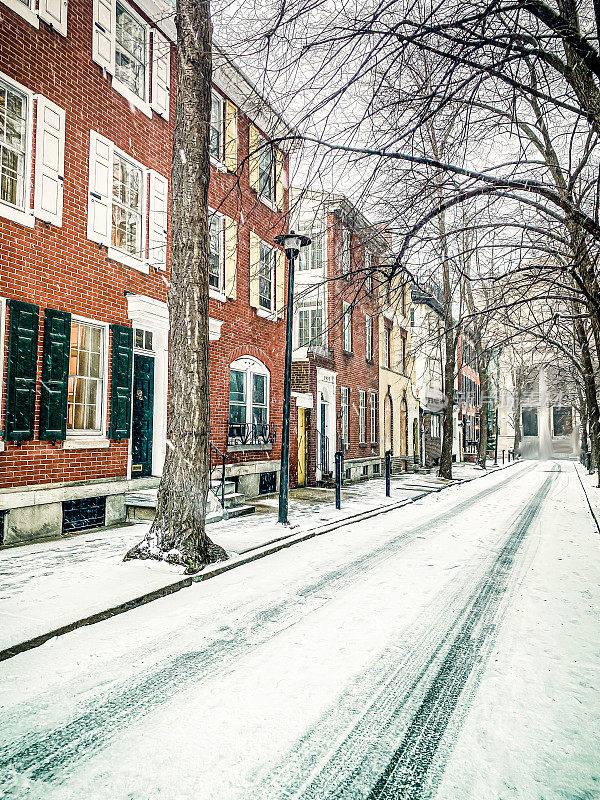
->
[1,460,599,799]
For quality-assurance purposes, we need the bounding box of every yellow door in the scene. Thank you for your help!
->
[298,409,307,486]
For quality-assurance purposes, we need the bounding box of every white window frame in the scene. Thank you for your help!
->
[359,390,366,445]
[383,327,391,368]
[257,240,276,315]
[298,226,324,272]
[342,301,352,352]
[2,0,39,28]
[112,0,152,118]
[341,386,349,447]
[0,72,34,229]
[209,90,226,168]
[64,315,110,447]
[370,391,377,444]
[208,209,225,299]
[365,251,372,292]
[295,293,324,349]
[341,226,350,275]
[228,356,271,432]
[365,315,372,361]
[256,129,275,204]
[107,145,148,273]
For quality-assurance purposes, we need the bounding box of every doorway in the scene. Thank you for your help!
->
[297,408,307,487]
[132,354,154,477]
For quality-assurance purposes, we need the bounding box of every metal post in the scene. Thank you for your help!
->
[385,449,391,496]
[502,449,505,464]
[335,451,342,509]
[278,253,296,524]
[494,408,499,466]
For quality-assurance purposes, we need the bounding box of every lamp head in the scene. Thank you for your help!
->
[274,230,311,259]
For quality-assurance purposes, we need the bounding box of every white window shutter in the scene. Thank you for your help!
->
[87,130,113,245]
[151,31,170,120]
[34,96,65,227]
[39,0,68,35]
[148,169,168,269]
[92,0,115,72]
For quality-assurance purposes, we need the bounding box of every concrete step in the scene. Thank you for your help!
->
[225,504,255,519]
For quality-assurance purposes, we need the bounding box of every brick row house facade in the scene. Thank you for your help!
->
[0,0,291,543]
[456,332,481,461]
[289,190,387,487]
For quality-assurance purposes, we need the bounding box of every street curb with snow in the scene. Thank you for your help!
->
[0,461,521,663]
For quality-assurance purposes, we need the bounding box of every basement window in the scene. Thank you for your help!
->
[62,496,106,533]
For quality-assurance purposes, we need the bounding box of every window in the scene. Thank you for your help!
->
[342,301,352,351]
[401,284,406,316]
[298,228,324,271]
[258,241,275,311]
[297,297,323,348]
[341,386,349,446]
[257,131,274,200]
[410,308,415,327]
[365,315,373,360]
[401,332,407,373]
[359,390,366,444]
[365,252,373,292]
[522,408,538,437]
[370,391,377,444]
[0,80,27,212]
[134,327,153,351]
[383,327,391,368]
[112,152,144,258]
[553,407,573,436]
[115,3,147,101]
[341,227,351,275]
[209,213,223,291]
[430,413,440,439]
[210,91,223,161]
[67,321,105,434]
[228,357,271,443]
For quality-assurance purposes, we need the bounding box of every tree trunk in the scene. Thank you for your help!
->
[439,323,456,480]
[125,0,227,572]
[574,314,600,487]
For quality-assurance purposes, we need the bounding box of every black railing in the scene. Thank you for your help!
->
[316,429,330,474]
[209,441,227,508]
[227,423,276,447]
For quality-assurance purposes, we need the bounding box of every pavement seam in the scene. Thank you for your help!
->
[0,461,521,664]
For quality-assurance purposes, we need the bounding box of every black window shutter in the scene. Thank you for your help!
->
[5,300,40,442]
[39,308,71,441]
[109,324,133,440]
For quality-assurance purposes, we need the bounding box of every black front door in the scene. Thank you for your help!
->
[132,354,154,477]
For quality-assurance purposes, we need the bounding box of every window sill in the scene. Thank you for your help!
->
[227,443,272,453]
[2,0,39,27]
[0,202,35,229]
[342,349,353,356]
[256,307,277,321]
[210,157,228,174]
[257,194,277,212]
[107,247,150,274]
[63,437,111,450]
[111,78,152,119]
[209,288,227,303]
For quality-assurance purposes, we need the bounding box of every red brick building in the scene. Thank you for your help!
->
[0,0,290,543]
[289,190,386,487]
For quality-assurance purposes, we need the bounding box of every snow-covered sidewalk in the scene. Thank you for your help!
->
[0,462,511,656]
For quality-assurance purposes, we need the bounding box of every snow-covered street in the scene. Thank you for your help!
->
[1,460,599,800]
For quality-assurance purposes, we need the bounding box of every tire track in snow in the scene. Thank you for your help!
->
[0,464,534,789]
[258,468,555,800]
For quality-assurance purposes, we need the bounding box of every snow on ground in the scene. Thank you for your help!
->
[0,463,504,653]
[2,461,594,800]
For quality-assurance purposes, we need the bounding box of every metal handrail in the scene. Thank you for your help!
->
[209,441,227,508]
[316,429,330,474]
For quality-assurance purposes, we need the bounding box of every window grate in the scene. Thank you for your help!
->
[0,510,7,546]
[259,471,277,495]
[62,496,106,533]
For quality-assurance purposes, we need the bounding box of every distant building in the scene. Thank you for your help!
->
[455,332,481,462]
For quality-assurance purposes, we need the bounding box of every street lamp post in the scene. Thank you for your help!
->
[274,230,311,525]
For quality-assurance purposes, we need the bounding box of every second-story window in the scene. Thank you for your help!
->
[115,3,147,101]
[259,241,275,311]
[383,327,391,368]
[209,213,223,290]
[297,297,323,348]
[0,81,27,211]
[365,315,373,360]
[258,133,274,200]
[342,301,352,352]
[112,153,143,257]
[298,227,323,271]
[210,92,223,161]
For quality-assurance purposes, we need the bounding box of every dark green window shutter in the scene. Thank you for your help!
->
[5,300,40,442]
[109,324,133,440]
[39,308,71,441]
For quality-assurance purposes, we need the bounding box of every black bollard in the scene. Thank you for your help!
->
[335,451,342,509]
[502,450,505,464]
[385,450,392,497]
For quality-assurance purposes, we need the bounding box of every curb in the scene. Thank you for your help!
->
[0,460,522,663]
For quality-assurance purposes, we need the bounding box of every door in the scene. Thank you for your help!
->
[320,401,327,472]
[384,393,393,453]
[132,354,154,477]
[297,408,307,487]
